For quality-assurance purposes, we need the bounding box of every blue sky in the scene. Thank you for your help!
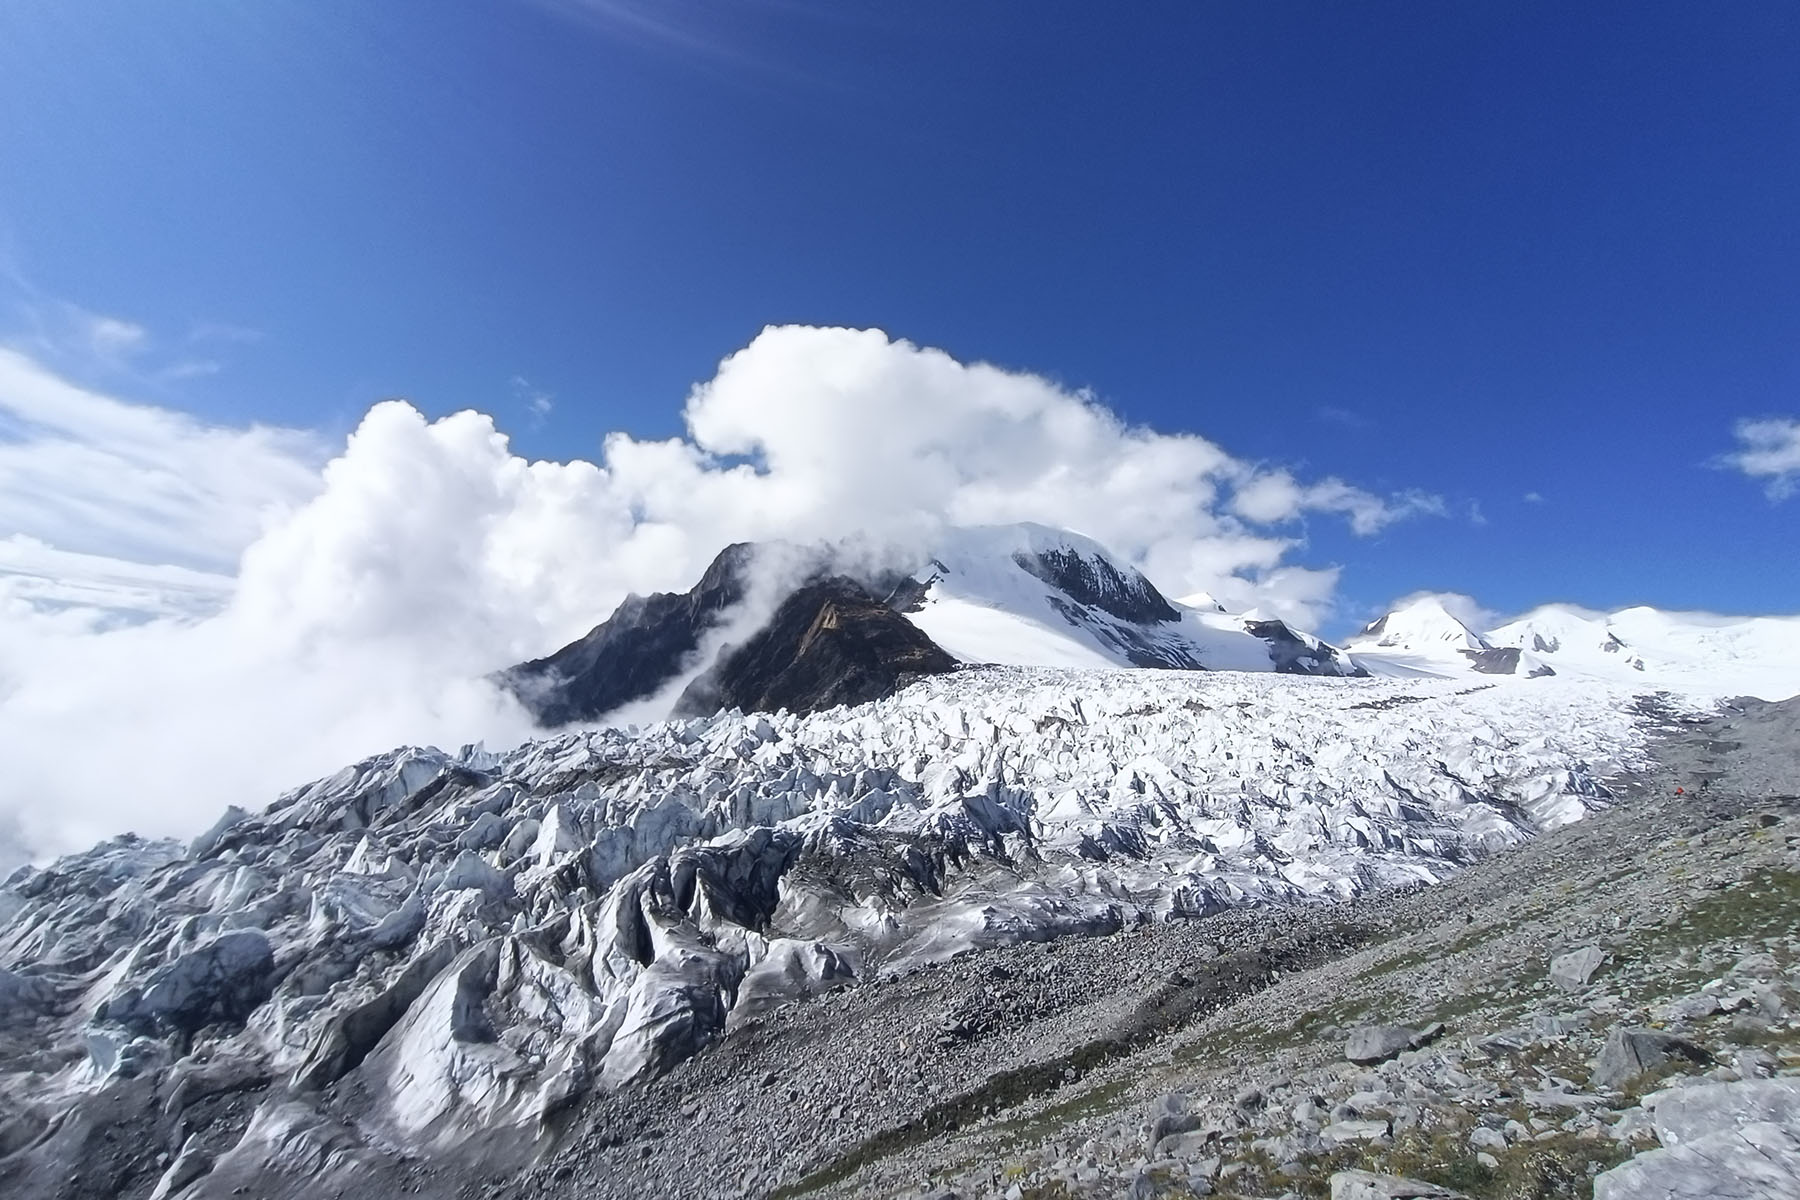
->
[1,0,1797,636]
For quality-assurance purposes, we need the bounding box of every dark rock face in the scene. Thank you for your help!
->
[1043,596,1204,669]
[1456,646,1555,677]
[500,544,756,726]
[1011,548,1179,625]
[1245,619,1364,676]
[1458,646,1521,675]
[674,578,958,717]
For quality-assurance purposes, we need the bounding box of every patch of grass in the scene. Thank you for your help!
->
[1273,1124,1626,1200]
[1373,924,1491,977]
[988,1074,1135,1146]
[1634,868,1800,951]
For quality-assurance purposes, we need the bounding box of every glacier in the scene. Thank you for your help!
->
[0,665,1661,1199]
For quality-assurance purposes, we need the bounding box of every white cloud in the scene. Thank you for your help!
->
[0,348,325,570]
[0,325,1446,862]
[1523,491,1545,504]
[511,374,554,424]
[1721,417,1800,499]
[84,314,148,358]
[1228,468,1445,535]
[0,535,233,623]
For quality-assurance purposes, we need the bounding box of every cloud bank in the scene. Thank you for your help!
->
[0,324,1440,866]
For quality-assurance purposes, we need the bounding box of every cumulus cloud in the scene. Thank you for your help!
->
[1228,468,1445,535]
[0,324,1444,862]
[1720,417,1800,499]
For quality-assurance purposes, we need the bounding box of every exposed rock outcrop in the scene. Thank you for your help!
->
[673,577,959,717]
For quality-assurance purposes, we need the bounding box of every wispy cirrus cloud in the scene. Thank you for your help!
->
[0,347,324,572]
[1314,404,1368,429]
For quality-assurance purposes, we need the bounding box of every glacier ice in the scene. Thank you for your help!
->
[0,666,1662,1190]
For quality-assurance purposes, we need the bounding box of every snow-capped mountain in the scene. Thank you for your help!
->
[1345,596,1553,680]
[1351,596,1800,700]
[0,667,1649,1198]
[504,523,1357,727]
[905,524,1356,677]
[1349,595,1488,653]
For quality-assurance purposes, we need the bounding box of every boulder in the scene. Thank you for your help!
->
[1321,1119,1392,1147]
[1591,1027,1709,1090]
[1144,1091,1203,1153]
[1330,1170,1469,1199]
[1593,1120,1800,1199]
[1550,945,1607,990]
[1653,1079,1800,1148]
[1346,1024,1428,1064]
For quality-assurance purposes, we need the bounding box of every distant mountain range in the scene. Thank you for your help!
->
[1346,594,1800,699]
[501,523,1800,725]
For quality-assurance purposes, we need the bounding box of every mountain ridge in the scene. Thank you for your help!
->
[501,523,1362,728]
[1351,594,1800,698]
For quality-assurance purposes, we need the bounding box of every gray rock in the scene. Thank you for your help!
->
[1346,1025,1417,1065]
[1330,1169,1469,1199]
[1653,1079,1800,1147]
[1145,1092,1202,1153]
[1531,1011,1585,1039]
[1468,1126,1506,1151]
[1157,1129,1218,1159]
[1735,1049,1779,1080]
[1321,1119,1392,1147]
[1550,945,1607,990]
[1591,1027,1710,1090]
[1656,993,1722,1023]
[1593,1120,1800,1199]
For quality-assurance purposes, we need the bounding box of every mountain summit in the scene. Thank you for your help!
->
[502,523,1359,726]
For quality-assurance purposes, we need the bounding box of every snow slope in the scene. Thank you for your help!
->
[907,524,1354,676]
[1492,604,1800,699]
